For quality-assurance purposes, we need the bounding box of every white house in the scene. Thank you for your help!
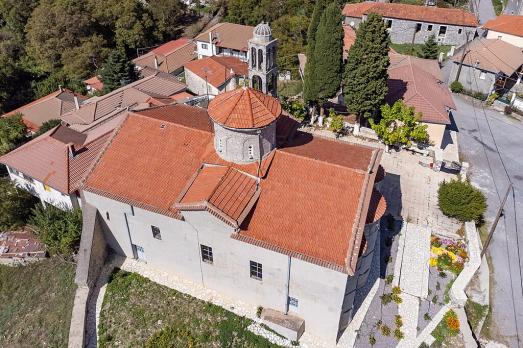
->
[194,22,254,61]
[483,15,523,48]
[80,90,387,344]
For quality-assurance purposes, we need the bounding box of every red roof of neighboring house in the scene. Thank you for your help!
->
[0,230,46,259]
[84,76,104,91]
[133,38,197,74]
[483,15,523,37]
[195,22,254,52]
[208,87,281,129]
[84,103,383,274]
[343,25,357,59]
[387,52,455,124]
[343,2,477,27]
[2,89,87,132]
[0,125,114,193]
[184,56,248,88]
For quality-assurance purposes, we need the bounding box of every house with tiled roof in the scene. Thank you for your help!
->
[387,52,456,149]
[80,87,386,343]
[343,2,477,46]
[449,38,523,95]
[1,88,87,133]
[133,38,197,76]
[194,22,254,61]
[83,76,104,94]
[483,15,523,48]
[0,123,115,210]
[184,56,248,96]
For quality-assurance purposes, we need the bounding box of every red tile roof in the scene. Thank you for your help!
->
[176,165,259,226]
[84,104,382,274]
[184,56,248,88]
[208,87,281,129]
[343,2,477,27]
[0,125,114,193]
[343,25,357,59]
[2,89,87,132]
[0,230,46,259]
[483,15,523,37]
[387,52,455,124]
[84,76,104,91]
[133,39,197,74]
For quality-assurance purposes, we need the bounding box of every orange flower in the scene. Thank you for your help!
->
[445,313,460,332]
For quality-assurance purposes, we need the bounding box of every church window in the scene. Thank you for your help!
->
[218,138,223,152]
[248,145,254,159]
[251,47,257,68]
[258,49,263,70]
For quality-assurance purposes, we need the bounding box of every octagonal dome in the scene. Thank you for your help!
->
[208,87,282,129]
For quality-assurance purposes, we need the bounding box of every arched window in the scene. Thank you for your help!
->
[258,49,263,70]
[251,75,263,92]
[248,145,254,159]
[251,47,257,68]
[266,48,271,69]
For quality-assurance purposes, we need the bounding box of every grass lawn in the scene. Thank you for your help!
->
[0,257,76,347]
[278,80,303,98]
[98,269,281,347]
[390,43,452,59]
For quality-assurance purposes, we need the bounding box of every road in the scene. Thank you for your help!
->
[473,0,496,24]
[452,94,523,347]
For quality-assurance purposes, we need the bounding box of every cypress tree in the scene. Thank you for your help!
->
[303,0,326,104]
[101,48,138,93]
[343,13,390,121]
[420,34,439,60]
[313,2,343,110]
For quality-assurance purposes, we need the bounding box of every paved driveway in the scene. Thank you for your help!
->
[452,94,523,347]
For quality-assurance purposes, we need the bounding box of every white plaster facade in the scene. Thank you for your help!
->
[196,40,248,61]
[486,30,523,48]
[6,165,78,210]
[83,189,370,344]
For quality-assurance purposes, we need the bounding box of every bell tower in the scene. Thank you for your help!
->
[248,22,278,97]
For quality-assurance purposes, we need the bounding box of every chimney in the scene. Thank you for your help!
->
[154,56,159,69]
[74,96,80,110]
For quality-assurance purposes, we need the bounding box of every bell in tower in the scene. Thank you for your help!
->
[248,22,278,97]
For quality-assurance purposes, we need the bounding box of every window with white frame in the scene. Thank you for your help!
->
[250,261,262,280]
[248,145,254,159]
[202,43,208,49]
[438,26,447,36]
[288,297,299,310]
[200,244,213,264]
[151,225,161,240]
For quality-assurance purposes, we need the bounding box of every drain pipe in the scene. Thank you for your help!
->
[284,255,291,315]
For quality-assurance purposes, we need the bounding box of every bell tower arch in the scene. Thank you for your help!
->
[248,22,278,96]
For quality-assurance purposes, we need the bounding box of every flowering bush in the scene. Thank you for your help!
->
[430,236,468,275]
[444,310,460,334]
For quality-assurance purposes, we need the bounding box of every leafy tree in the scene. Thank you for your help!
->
[370,100,429,147]
[33,119,61,138]
[450,81,463,93]
[281,97,306,120]
[29,203,83,255]
[420,34,438,60]
[148,0,186,41]
[0,113,28,155]
[328,108,345,136]
[0,177,38,231]
[303,0,326,104]
[344,13,390,120]
[311,2,343,110]
[100,48,138,93]
[0,54,35,113]
[438,180,487,222]
[61,34,109,81]
[271,15,309,78]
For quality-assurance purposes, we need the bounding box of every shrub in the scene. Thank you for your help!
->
[394,328,404,340]
[424,313,431,321]
[381,293,392,305]
[450,81,463,93]
[444,310,460,334]
[438,180,487,222]
[392,294,402,304]
[486,92,498,106]
[386,274,394,285]
[328,109,345,136]
[146,325,196,348]
[380,325,391,336]
[392,286,401,295]
[256,306,263,318]
[0,178,39,231]
[28,204,82,255]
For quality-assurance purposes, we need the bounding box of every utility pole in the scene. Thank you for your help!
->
[455,31,471,82]
[481,183,512,258]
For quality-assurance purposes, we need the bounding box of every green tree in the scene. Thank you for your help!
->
[438,180,487,222]
[311,2,343,111]
[29,204,83,255]
[420,34,438,60]
[344,13,390,121]
[370,100,429,147]
[100,48,138,93]
[0,177,38,231]
[0,113,28,155]
[271,15,309,78]
[33,119,61,138]
[303,0,326,104]
[148,0,186,41]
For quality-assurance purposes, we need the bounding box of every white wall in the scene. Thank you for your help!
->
[6,166,74,210]
[84,191,350,344]
[196,40,214,59]
[486,30,523,48]
[184,69,220,96]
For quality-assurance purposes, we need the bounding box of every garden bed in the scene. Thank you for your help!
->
[0,257,76,347]
[98,269,281,347]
